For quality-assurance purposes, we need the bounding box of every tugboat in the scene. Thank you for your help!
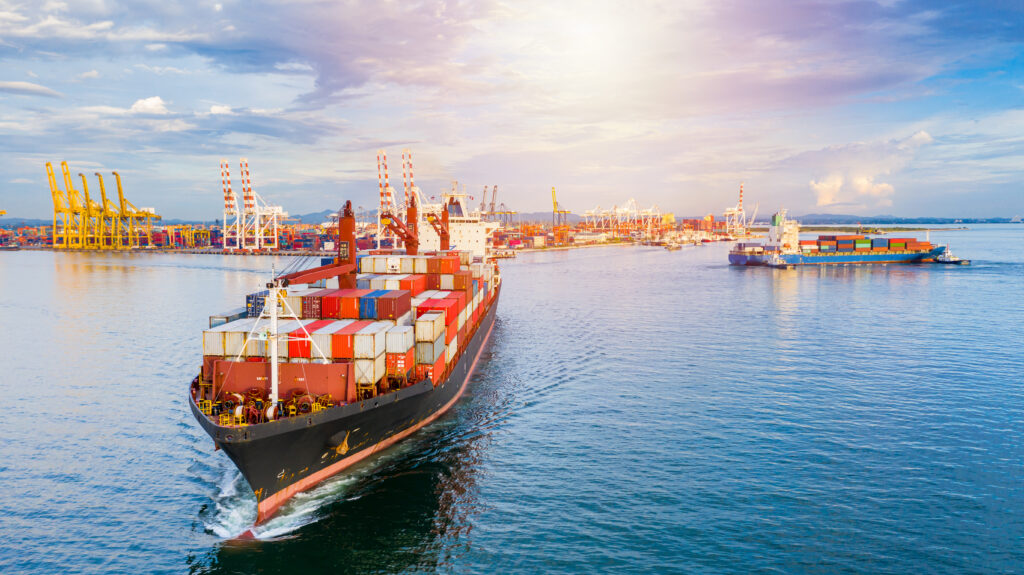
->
[935,244,971,265]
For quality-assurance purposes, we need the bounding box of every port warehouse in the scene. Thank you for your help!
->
[195,251,499,426]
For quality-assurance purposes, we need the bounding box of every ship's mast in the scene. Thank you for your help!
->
[268,267,280,406]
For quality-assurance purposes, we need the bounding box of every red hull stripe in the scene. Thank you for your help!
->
[255,309,497,524]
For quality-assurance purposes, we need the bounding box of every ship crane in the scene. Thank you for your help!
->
[488,185,498,221]
[479,186,489,213]
[379,194,420,255]
[425,198,451,250]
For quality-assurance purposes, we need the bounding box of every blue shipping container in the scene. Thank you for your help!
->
[320,257,335,266]
[871,239,888,247]
[359,289,387,319]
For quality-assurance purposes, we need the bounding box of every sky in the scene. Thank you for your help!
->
[0,0,1022,220]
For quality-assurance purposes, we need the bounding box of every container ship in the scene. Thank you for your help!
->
[188,197,501,527]
[729,209,946,267]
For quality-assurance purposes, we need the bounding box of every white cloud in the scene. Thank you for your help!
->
[9,178,33,184]
[75,69,100,80]
[805,131,932,211]
[0,80,62,97]
[129,96,169,114]
[209,104,232,115]
[145,43,167,51]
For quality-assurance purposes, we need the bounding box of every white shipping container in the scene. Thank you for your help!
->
[415,311,446,342]
[411,297,427,317]
[359,256,375,273]
[384,274,408,290]
[354,322,389,359]
[418,290,439,300]
[400,256,415,274]
[395,311,413,327]
[372,257,389,274]
[440,274,455,290]
[457,308,466,330]
[202,330,225,356]
[223,318,261,357]
[413,256,428,274]
[369,276,388,290]
[446,334,458,364]
[355,353,386,384]
[457,251,471,266]
[470,262,485,278]
[415,332,446,364]
[384,256,400,273]
[386,325,415,353]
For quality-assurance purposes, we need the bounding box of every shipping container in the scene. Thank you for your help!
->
[446,333,458,364]
[223,317,262,357]
[246,290,269,317]
[415,354,447,385]
[354,321,389,359]
[439,274,455,290]
[288,319,335,358]
[357,274,376,290]
[386,348,415,377]
[301,288,338,319]
[327,320,372,359]
[871,238,889,247]
[376,290,412,320]
[372,257,389,274]
[383,274,408,290]
[385,325,415,353]
[415,311,446,342]
[209,307,247,328]
[310,319,354,361]
[395,311,413,327]
[355,353,386,384]
[359,256,375,273]
[415,331,446,364]
[398,274,427,296]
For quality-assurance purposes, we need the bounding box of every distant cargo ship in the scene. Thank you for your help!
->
[729,209,946,267]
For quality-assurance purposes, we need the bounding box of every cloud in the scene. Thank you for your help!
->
[209,104,232,115]
[0,80,62,97]
[9,178,32,184]
[129,96,168,115]
[75,69,100,80]
[804,131,932,210]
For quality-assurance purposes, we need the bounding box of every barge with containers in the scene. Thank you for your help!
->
[729,209,946,267]
[189,198,501,528]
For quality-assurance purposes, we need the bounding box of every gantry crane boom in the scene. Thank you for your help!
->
[489,185,498,215]
[94,172,124,249]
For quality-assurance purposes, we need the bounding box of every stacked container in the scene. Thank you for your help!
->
[385,326,415,377]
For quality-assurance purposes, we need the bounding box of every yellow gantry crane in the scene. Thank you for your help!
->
[46,162,162,249]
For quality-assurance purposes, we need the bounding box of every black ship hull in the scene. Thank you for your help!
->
[190,286,500,524]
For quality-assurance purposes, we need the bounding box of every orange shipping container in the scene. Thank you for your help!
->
[386,349,415,376]
[289,319,335,358]
[331,320,373,359]
[399,274,427,296]
[415,354,447,385]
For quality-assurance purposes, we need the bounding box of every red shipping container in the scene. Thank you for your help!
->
[301,289,338,319]
[321,288,356,318]
[426,273,441,290]
[445,324,456,344]
[452,270,472,291]
[459,324,467,347]
[440,256,460,274]
[376,290,412,320]
[427,256,443,274]
[441,290,466,313]
[331,320,373,359]
[872,247,888,252]
[289,319,334,358]
[854,248,870,252]
[399,274,427,296]
[340,289,372,319]
[415,354,447,385]
[417,298,458,325]
[386,348,415,376]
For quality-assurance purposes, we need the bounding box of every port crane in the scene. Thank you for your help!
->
[378,194,420,255]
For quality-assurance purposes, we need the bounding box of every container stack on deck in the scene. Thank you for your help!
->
[798,235,934,255]
[197,250,498,422]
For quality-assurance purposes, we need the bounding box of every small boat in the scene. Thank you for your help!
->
[664,243,681,251]
[935,244,970,265]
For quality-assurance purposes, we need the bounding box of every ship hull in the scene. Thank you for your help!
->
[190,286,500,524]
[729,247,945,267]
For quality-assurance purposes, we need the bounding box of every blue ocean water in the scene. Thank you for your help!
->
[0,225,1021,574]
